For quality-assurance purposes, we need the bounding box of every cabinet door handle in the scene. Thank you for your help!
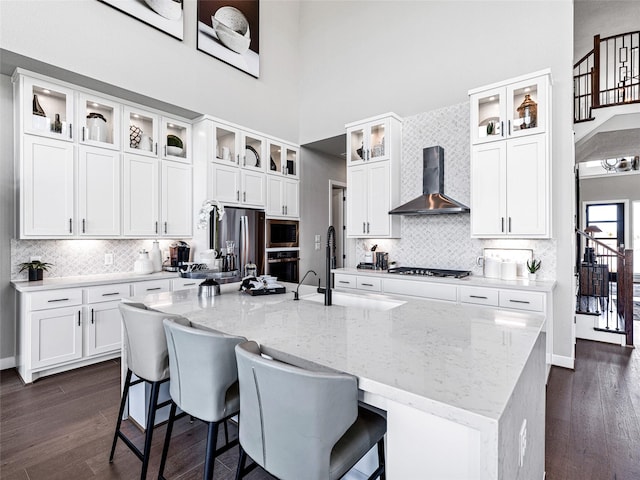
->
[508,217,512,233]
[146,287,162,291]
[338,280,351,284]
[282,205,285,215]
[243,156,246,166]
[102,292,120,297]
[285,205,287,215]
[363,222,366,233]
[508,120,511,136]
[183,282,196,286]
[469,295,488,299]
[361,283,374,287]
[501,217,504,233]
[243,191,246,202]
[367,222,370,233]
[69,124,73,140]
[82,126,86,142]
[501,121,505,137]
[91,308,94,324]
[236,190,240,201]
[237,154,240,165]
[48,298,70,303]
[164,222,168,234]
[155,143,158,155]
[509,299,531,304]
[78,311,81,326]
[82,218,86,233]
[164,145,167,157]
[69,218,72,234]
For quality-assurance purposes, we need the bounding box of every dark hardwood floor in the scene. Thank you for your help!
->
[0,359,275,480]
[2,339,639,479]
[546,339,640,480]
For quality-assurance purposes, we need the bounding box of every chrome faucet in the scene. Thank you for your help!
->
[325,226,336,306]
[294,269,317,300]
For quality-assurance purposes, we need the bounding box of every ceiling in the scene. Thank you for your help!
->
[575,111,640,163]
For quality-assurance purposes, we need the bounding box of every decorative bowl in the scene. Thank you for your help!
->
[211,6,251,54]
[167,146,184,156]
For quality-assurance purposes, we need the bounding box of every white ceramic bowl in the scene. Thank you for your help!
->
[212,6,251,54]
[167,146,183,156]
[144,0,182,21]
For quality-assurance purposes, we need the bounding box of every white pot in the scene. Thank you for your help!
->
[134,251,154,274]
[528,273,537,281]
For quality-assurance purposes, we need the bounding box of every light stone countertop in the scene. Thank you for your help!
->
[129,283,545,432]
[11,271,180,292]
[334,267,556,292]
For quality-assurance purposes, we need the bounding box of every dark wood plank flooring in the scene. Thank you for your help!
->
[0,359,275,480]
[546,339,640,480]
[2,339,639,479]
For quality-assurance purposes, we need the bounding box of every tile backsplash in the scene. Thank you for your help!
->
[355,102,557,280]
[10,239,178,280]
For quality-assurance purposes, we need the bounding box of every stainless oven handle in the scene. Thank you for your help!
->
[267,258,300,263]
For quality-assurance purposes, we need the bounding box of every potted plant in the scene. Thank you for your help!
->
[18,260,53,281]
[526,259,541,281]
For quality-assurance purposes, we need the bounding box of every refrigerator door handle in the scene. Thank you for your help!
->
[240,215,249,275]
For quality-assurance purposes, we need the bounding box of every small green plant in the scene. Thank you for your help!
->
[18,260,53,273]
[526,259,541,274]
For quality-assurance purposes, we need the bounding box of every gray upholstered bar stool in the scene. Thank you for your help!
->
[158,318,247,480]
[234,341,387,480]
[109,303,189,480]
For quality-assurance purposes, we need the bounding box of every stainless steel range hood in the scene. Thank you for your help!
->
[389,146,470,215]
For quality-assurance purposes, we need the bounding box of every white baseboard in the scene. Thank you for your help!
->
[575,314,626,346]
[551,354,574,369]
[0,356,16,370]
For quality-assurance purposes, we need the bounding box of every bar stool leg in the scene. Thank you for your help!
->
[109,369,133,463]
[140,381,161,480]
[203,422,219,480]
[235,446,247,480]
[158,402,178,480]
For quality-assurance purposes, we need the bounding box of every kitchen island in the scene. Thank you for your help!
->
[129,283,546,480]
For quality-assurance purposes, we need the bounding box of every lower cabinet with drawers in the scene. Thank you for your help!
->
[15,276,173,383]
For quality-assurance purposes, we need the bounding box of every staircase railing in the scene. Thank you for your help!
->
[576,228,634,346]
[574,31,640,122]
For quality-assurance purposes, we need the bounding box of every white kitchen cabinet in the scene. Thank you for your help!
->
[161,160,193,236]
[171,278,200,291]
[469,70,551,239]
[266,176,299,218]
[85,300,123,357]
[161,116,191,164]
[470,71,549,145]
[212,122,265,172]
[346,115,399,165]
[267,139,299,178]
[470,134,548,237]
[19,75,75,142]
[78,145,121,236]
[21,135,75,237]
[124,106,159,157]
[78,93,121,150]
[123,154,160,236]
[30,306,83,369]
[347,162,400,238]
[131,279,172,296]
[208,162,265,207]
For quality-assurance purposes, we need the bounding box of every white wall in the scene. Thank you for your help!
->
[297,1,576,362]
[574,0,640,60]
[0,0,301,141]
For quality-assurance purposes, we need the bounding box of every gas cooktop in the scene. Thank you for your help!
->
[387,267,471,279]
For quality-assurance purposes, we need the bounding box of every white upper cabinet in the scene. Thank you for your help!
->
[469,70,551,238]
[122,154,160,237]
[212,123,241,166]
[21,135,75,237]
[346,116,393,165]
[266,176,299,218]
[161,117,191,163]
[161,160,192,236]
[267,140,299,178]
[470,72,548,145]
[241,132,266,172]
[78,146,121,237]
[78,93,121,150]
[123,106,159,157]
[21,76,75,142]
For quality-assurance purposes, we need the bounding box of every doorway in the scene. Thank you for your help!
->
[330,181,346,268]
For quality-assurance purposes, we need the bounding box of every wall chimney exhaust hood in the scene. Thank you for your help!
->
[389,146,470,215]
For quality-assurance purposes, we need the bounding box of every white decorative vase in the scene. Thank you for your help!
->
[150,241,162,273]
[134,250,154,274]
[528,273,537,281]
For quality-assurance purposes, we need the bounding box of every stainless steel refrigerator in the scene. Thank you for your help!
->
[209,206,265,281]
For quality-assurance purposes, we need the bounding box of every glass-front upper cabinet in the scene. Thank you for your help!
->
[162,117,190,163]
[470,73,548,144]
[22,76,75,141]
[240,133,265,172]
[124,106,159,157]
[346,118,389,164]
[266,140,299,178]
[213,124,239,165]
[78,93,120,150]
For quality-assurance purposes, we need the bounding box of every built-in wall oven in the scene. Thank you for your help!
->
[266,219,299,248]
[266,250,299,283]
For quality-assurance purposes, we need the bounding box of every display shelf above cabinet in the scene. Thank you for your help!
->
[78,93,121,150]
[162,117,191,163]
[346,113,400,165]
[124,106,159,157]
[19,75,75,142]
[267,140,299,178]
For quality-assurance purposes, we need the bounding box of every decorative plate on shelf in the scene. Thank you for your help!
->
[245,145,260,167]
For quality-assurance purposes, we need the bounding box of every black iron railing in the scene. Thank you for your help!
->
[576,228,634,345]
[574,31,640,122]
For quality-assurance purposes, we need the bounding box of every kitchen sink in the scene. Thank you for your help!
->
[300,291,405,311]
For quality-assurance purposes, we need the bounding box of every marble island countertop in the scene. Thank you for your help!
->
[130,283,545,431]
[334,267,556,292]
